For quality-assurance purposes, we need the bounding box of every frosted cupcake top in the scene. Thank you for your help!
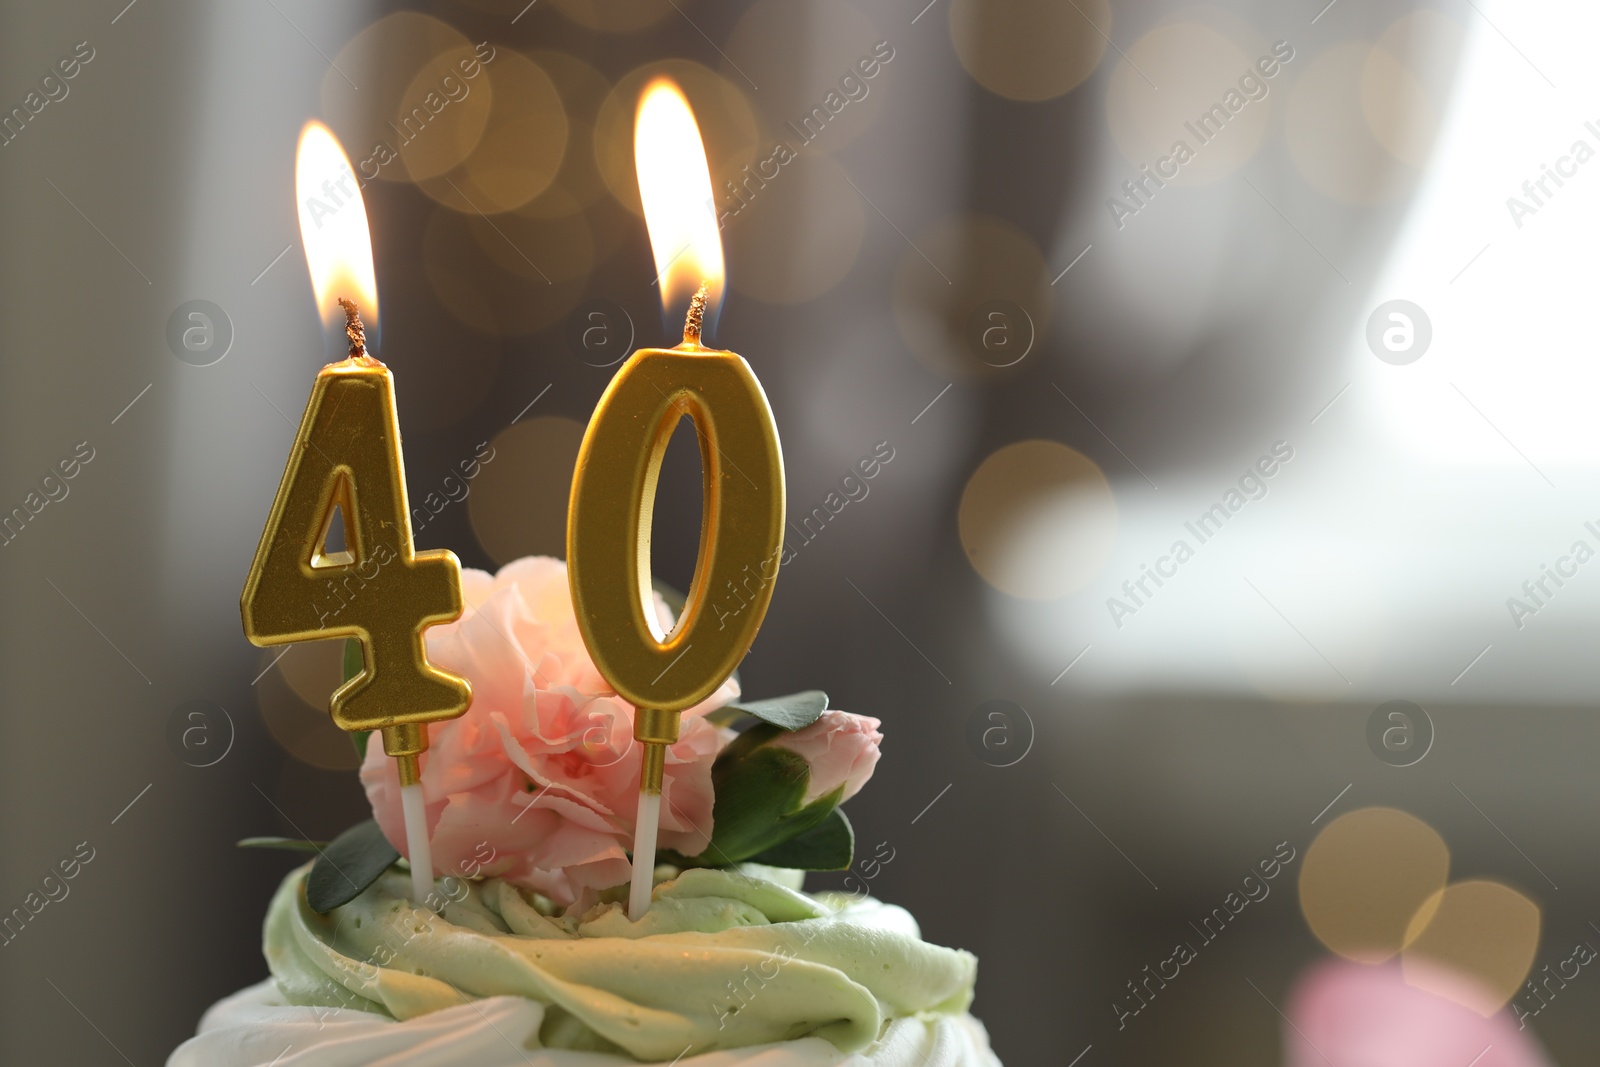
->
[265,863,978,1063]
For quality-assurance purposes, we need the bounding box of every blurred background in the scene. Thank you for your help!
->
[2,0,1597,1063]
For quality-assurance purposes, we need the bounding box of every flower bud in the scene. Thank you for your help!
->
[767,710,882,805]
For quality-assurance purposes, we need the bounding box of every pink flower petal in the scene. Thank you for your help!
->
[360,556,735,906]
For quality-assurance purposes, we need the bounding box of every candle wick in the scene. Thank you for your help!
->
[682,283,709,346]
[338,297,368,358]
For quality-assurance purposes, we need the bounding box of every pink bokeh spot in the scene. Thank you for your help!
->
[1285,958,1551,1067]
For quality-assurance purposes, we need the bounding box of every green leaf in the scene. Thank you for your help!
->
[749,807,854,870]
[237,836,327,853]
[704,745,810,862]
[343,638,370,758]
[307,819,400,914]
[717,690,828,731]
[674,736,847,868]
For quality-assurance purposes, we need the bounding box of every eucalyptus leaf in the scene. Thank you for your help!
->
[307,819,400,914]
[749,807,854,870]
[343,638,369,759]
[237,836,327,853]
[718,690,828,731]
[703,705,747,728]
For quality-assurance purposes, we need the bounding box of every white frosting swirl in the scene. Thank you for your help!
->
[168,981,1001,1067]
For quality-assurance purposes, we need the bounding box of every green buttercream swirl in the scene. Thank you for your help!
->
[263,864,977,1063]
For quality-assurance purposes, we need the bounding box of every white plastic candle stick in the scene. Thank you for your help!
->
[628,790,661,920]
[401,782,434,906]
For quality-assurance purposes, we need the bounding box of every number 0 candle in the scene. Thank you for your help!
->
[241,122,472,905]
[569,80,786,921]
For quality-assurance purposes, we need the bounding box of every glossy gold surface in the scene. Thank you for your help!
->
[241,358,471,761]
[567,343,784,732]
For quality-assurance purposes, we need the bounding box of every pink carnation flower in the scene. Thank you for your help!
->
[360,556,736,906]
[769,709,883,805]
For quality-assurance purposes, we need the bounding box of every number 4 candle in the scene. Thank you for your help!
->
[568,80,786,920]
[241,122,471,906]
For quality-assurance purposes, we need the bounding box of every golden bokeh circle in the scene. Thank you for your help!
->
[958,441,1117,600]
[549,0,675,33]
[725,153,864,305]
[1298,807,1450,963]
[1287,43,1415,204]
[949,0,1110,101]
[468,416,587,565]
[256,647,362,772]
[277,640,346,711]
[321,14,491,186]
[594,60,761,217]
[1362,11,1468,169]
[423,205,590,336]
[891,215,1052,379]
[1402,880,1541,1016]
[394,45,499,182]
[414,50,568,213]
[519,51,613,220]
[726,0,889,154]
[1107,23,1271,186]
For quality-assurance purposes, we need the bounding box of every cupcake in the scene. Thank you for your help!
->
[171,559,1001,1066]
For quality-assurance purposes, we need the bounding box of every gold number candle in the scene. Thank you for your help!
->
[569,81,785,920]
[241,122,471,905]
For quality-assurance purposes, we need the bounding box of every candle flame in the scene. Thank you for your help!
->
[296,121,378,340]
[635,79,724,331]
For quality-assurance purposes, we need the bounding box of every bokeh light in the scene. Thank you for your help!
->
[1363,11,1469,169]
[1107,22,1272,186]
[255,646,362,772]
[320,13,491,186]
[1299,807,1451,963]
[414,50,568,214]
[949,0,1110,101]
[959,441,1117,600]
[276,640,345,711]
[1287,43,1415,204]
[518,51,613,220]
[1402,880,1541,1016]
[1285,958,1549,1067]
[393,44,499,183]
